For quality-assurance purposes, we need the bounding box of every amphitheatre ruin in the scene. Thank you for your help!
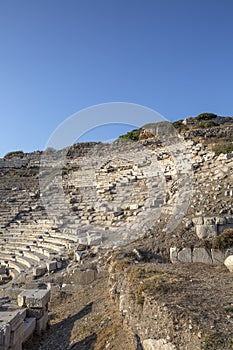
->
[0,113,232,349]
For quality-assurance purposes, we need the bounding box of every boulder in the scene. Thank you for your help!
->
[224,255,233,272]
[177,248,192,263]
[192,248,212,264]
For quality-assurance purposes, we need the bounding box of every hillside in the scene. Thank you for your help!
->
[0,115,232,350]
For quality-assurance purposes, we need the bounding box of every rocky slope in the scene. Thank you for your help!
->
[0,115,233,349]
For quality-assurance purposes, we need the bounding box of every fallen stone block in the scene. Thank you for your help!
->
[18,289,50,309]
[195,224,217,239]
[177,248,192,263]
[170,247,178,263]
[9,321,23,347]
[224,255,233,272]
[0,310,25,332]
[32,265,47,278]
[192,248,212,264]
[35,311,48,336]
[46,261,57,273]
[0,324,11,348]
[26,306,46,320]
[211,249,226,264]
[23,317,36,343]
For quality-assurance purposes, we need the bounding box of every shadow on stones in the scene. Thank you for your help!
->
[136,334,143,350]
[67,333,97,350]
[23,302,95,350]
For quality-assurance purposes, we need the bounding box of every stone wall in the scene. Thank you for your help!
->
[0,288,50,349]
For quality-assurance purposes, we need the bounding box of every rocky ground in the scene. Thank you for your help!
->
[1,115,233,349]
[22,245,233,350]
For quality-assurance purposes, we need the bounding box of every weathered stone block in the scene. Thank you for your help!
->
[46,261,57,272]
[177,248,192,263]
[170,248,178,263]
[35,311,48,336]
[32,265,47,277]
[211,249,225,264]
[195,225,217,239]
[224,255,233,272]
[192,248,212,264]
[0,324,11,348]
[9,321,23,346]
[26,306,46,320]
[23,317,36,343]
[18,289,50,309]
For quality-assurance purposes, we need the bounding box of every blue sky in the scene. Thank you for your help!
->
[1,0,233,156]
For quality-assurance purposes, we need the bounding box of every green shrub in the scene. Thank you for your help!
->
[199,120,218,129]
[4,151,24,159]
[119,129,140,141]
[212,229,233,249]
[212,142,233,155]
[196,113,217,121]
[173,120,188,132]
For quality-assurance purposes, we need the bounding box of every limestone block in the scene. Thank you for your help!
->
[18,289,50,309]
[211,249,226,264]
[224,255,233,272]
[87,232,102,246]
[143,338,177,350]
[32,265,47,277]
[192,248,212,264]
[26,306,46,320]
[0,311,25,332]
[35,311,48,336]
[177,248,192,263]
[195,225,217,239]
[0,324,11,348]
[46,261,57,272]
[9,321,24,347]
[170,247,178,263]
[22,317,36,343]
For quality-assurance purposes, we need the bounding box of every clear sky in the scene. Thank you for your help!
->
[1,0,233,157]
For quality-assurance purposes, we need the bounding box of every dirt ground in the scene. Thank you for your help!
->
[23,268,137,350]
